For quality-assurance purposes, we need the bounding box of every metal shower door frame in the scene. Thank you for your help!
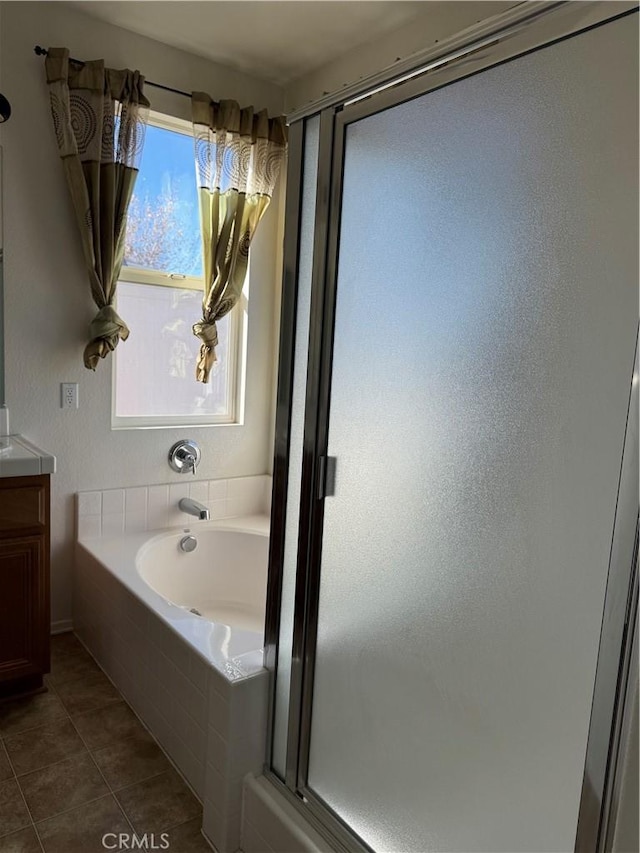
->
[264,4,640,851]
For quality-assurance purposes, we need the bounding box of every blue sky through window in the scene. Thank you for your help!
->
[124,124,204,278]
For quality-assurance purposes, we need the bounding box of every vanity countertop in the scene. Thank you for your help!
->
[0,435,56,477]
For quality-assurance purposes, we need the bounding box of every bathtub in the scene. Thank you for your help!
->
[138,526,268,634]
[74,513,271,853]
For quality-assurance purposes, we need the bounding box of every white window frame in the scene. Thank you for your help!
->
[111,110,247,430]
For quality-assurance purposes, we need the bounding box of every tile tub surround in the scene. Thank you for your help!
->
[76,475,273,540]
[74,518,271,853]
[0,633,211,853]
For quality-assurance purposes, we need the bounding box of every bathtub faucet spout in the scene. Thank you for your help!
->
[179,497,210,521]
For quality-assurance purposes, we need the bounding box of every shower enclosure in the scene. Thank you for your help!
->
[265,3,639,851]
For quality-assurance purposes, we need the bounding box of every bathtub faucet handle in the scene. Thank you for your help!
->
[183,452,196,475]
[168,439,201,475]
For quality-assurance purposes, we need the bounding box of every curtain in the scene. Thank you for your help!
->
[191,93,287,383]
[45,48,149,370]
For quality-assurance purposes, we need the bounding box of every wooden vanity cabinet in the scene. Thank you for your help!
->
[0,474,50,698]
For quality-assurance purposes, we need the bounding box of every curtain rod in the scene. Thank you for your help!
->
[33,46,191,100]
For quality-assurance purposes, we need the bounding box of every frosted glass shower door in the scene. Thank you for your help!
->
[306,14,638,853]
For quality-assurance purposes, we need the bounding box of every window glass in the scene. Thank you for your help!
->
[114,282,232,421]
[113,115,242,428]
[124,124,203,278]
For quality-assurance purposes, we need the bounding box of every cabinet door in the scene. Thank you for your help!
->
[0,536,47,682]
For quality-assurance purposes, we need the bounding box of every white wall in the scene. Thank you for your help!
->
[0,1,285,626]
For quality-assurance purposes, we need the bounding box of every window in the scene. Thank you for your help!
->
[112,112,246,429]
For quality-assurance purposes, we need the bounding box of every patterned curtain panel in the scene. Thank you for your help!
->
[191,93,287,383]
[45,48,149,370]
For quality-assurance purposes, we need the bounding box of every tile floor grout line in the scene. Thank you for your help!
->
[109,760,173,792]
[6,642,129,837]
[1,636,154,848]
[42,677,59,696]
[30,819,47,853]
[7,756,47,853]
[109,781,209,848]
[9,742,90,780]
[113,795,138,837]
[0,715,69,743]
[110,765,178,797]
[51,669,121,691]
[70,709,172,796]
[0,818,36,844]
[32,791,121,830]
[0,738,15,778]
[137,729,205,807]
[1,723,57,841]
[58,694,123,718]
[62,635,156,734]
[68,697,131,727]
[164,813,214,835]
[71,633,134,697]
[2,672,124,739]
[68,710,138,836]
[51,650,131,718]
[108,759,206,837]
[74,637,206,807]
[79,684,209,831]
[13,748,114,827]
[62,637,179,830]
[0,693,70,742]
[0,684,72,742]
[2,733,21,779]
[88,727,158,756]
[50,635,207,843]
[109,767,173,796]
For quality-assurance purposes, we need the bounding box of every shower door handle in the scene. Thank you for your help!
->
[317,456,337,499]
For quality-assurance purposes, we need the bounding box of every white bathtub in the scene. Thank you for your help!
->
[76,515,269,679]
[74,514,271,852]
[137,527,268,633]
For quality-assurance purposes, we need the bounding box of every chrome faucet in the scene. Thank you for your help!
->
[179,497,210,521]
[168,440,201,475]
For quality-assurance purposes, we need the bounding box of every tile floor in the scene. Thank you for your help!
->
[0,633,212,853]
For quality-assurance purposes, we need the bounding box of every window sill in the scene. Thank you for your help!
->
[111,420,244,431]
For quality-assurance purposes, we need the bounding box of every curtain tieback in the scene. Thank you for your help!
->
[192,318,218,349]
[192,318,219,383]
[84,305,130,371]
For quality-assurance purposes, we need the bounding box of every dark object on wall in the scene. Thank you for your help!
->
[0,94,11,123]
